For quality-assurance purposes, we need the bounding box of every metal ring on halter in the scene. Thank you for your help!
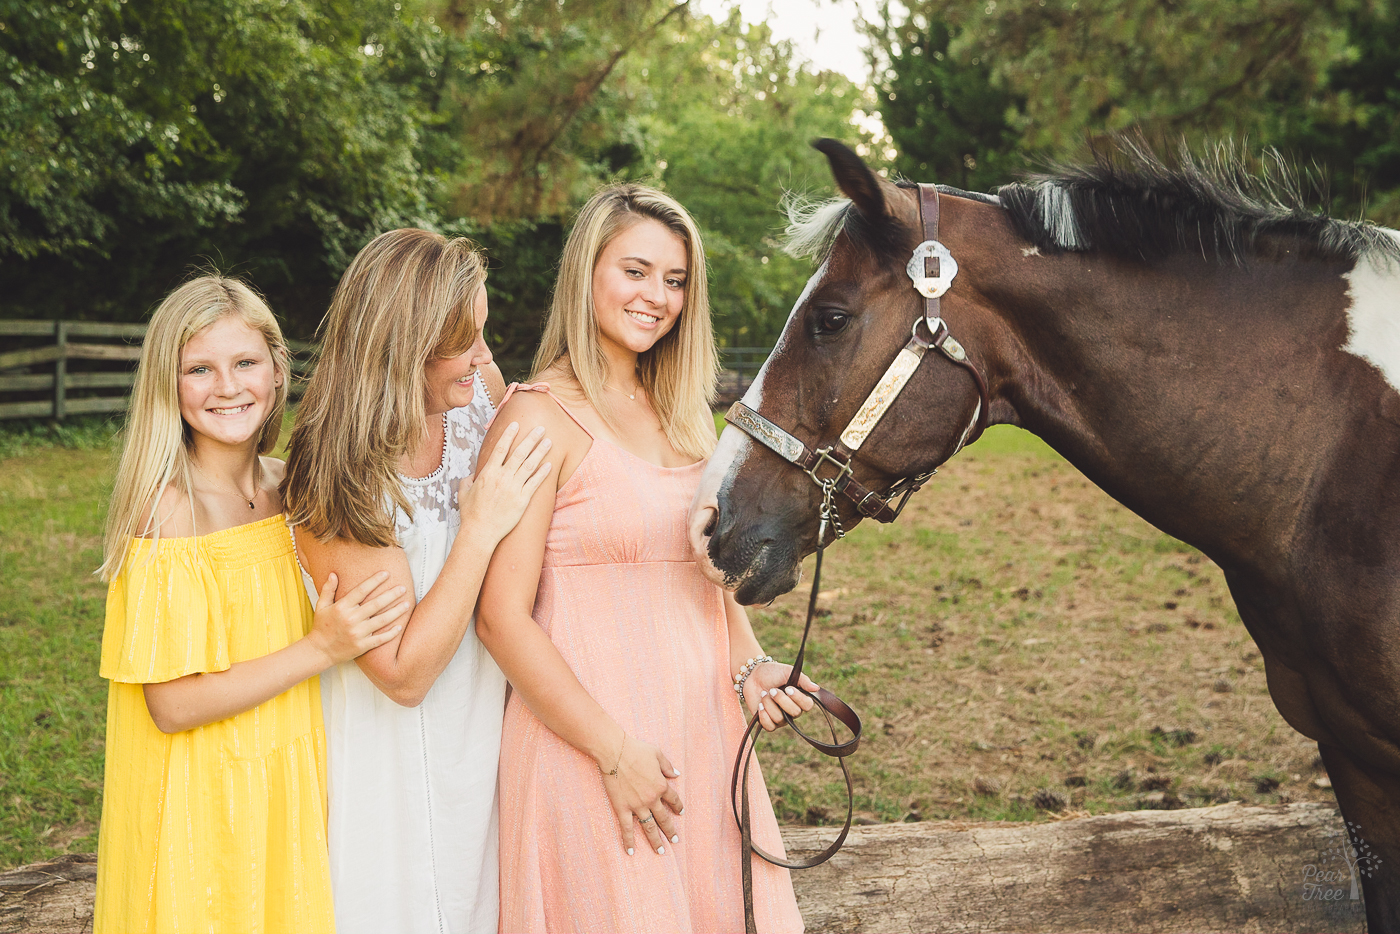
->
[906,240,959,298]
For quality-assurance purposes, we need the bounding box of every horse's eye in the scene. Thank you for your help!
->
[814,308,850,335]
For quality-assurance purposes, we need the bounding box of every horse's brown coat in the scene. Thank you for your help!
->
[691,142,1400,931]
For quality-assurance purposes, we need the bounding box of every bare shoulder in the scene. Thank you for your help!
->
[481,363,507,407]
[137,482,195,539]
[259,456,287,485]
[483,384,591,469]
[259,456,287,511]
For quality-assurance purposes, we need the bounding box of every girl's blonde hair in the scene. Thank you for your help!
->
[532,183,718,460]
[281,228,486,547]
[100,274,290,580]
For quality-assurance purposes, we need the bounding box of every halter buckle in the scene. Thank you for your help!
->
[906,240,959,299]
[804,446,853,488]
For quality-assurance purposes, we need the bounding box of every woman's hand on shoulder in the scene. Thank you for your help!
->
[458,415,553,545]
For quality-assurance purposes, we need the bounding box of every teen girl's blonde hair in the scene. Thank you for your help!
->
[99,274,291,580]
[281,228,486,548]
[532,183,718,460]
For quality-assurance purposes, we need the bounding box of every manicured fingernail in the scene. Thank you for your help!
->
[785,686,796,695]
[627,847,634,856]
[679,807,685,815]
[670,834,679,844]
[672,769,681,777]
[658,846,666,855]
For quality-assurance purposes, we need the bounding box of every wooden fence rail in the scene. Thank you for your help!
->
[0,320,314,422]
[0,321,772,422]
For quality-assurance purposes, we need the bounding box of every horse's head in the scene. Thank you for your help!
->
[689,139,1009,604]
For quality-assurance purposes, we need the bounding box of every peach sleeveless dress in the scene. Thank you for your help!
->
[496,384,802,934]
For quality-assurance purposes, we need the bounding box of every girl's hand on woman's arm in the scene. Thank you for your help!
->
[142,571,407,734]
[303,571,410,666]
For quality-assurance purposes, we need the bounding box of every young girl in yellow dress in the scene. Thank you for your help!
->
[94,274,409,933]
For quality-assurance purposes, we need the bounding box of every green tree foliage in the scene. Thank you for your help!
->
[631,12,870,347]
[1,0,868,350]
[1,0,433,333]
[870,0,1360,191]
[1263,2,1400,223]
[867,8,1023,190]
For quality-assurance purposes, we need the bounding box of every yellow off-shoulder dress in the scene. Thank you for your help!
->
[94,515,335,934]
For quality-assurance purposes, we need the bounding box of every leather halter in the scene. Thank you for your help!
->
[725,183,991,533]
[727,184,992,933]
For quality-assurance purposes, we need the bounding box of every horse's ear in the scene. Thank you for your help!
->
[813,138,886,219]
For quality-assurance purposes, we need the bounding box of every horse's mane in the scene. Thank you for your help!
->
[785,140,1400,266]
[1000,140,1399,264]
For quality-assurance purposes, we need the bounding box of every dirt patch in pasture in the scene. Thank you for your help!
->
[748,428,1334,827]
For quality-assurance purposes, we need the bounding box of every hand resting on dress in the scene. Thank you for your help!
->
[602,732,685,856]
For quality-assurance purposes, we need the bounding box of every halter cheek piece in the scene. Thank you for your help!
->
[725,183,991,537]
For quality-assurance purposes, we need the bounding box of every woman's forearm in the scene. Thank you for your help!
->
[477,607,622,767]
[143,637,333,733]
[724,593,765,678]
[357,532,498,706]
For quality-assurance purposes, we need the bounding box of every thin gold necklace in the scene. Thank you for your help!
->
[604,376,642,401]
[193,459,261,510]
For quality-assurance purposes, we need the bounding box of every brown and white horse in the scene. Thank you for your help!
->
[689,139,1400,930]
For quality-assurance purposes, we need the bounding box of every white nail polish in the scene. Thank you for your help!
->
[658,846,666,855]
[627,847,635,856]
[785,686,796,695]
[670,834,679,843]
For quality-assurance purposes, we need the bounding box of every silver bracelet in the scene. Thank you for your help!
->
[732,655,775,708]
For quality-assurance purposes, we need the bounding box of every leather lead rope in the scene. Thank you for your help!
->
[734,488,861,934]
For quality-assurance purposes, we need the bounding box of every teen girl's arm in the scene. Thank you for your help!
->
[296,421,552,707]
[475,391,683,858]
[722,592,820,732]
[136,477,409,734]
[143,571,410,733]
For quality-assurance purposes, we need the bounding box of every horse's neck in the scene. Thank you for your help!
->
[997,248,1383,571]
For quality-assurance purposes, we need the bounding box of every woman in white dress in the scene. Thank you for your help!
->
[280,229,552,934]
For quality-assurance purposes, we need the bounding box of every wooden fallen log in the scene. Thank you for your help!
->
[0,803,1366,934]
[0,854,94,934]
[784,802,1365,933]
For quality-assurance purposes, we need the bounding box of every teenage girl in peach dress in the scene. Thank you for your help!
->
[477,184,814,933]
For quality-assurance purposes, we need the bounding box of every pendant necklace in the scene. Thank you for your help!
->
[194,460,260,510]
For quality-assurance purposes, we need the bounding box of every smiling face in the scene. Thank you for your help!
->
[424,286,493,414]
[178,315,281,450]
[592,217,688,359]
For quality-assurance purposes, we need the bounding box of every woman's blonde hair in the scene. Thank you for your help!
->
[99,274,290,580]
[532,183,718,459]
[281,228,486,547]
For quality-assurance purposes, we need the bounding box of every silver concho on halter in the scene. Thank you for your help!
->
[906,240,958,298]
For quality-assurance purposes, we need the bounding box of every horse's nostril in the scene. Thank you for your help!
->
[703,512,717,537]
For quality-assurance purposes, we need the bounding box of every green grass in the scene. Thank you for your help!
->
[1,434,117,868]
[0,416,1332,868]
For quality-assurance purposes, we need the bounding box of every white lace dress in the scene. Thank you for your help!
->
[302,376,506,934]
